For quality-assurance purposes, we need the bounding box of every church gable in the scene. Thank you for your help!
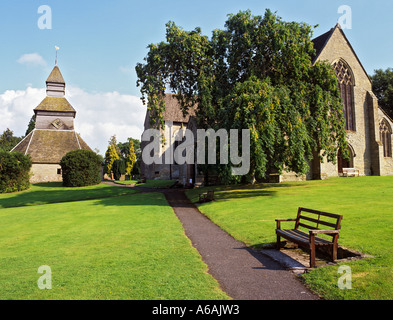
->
[313,24,372,92]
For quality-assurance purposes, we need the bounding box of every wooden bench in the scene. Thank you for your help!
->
[342,168,359,177]
[275,208,343,268]
[138,178,147,184]
[199,190,215,203]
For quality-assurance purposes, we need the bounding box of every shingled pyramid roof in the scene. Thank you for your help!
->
[12,129,92,164]
[46,65,65,84]
[34,96,76,114]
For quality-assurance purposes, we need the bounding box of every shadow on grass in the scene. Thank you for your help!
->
[215,190,277,200]
[0,182,140,209]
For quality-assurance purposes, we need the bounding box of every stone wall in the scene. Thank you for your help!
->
[30,163,63,183]
[141,120,189,183]
[378,108,393,176]
[316,27,374,178]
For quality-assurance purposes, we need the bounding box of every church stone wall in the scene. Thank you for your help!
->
[282,27,380,181]
[30,164,63,183]
[378,109,393,176]
[316,28,374,178]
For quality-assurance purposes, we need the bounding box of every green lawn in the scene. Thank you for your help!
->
[138,180,176,188]
[0,182,139,208]
[0,185,228,300]
[114,180,138,185]
[114,179,175,188]
[186,176,393,300]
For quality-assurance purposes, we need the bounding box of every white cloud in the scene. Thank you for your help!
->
[0,85,146,156]
[119,65,133,74]
[17,53,47,67]
[0,87,45,136]
[67,86,146,154]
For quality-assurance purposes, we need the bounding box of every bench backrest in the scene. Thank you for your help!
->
[295,208,343,237]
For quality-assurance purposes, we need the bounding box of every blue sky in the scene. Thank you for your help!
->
[1,0,392,154]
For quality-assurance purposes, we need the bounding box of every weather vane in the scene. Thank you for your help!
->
[55,46,60,65]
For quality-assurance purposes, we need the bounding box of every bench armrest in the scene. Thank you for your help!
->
[275,219,297,229]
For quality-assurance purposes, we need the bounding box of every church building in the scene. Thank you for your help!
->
[141,24,393,184]
[286,23,393,181]
[12,65,92,183]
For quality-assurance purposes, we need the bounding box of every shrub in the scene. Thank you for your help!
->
[112,159,125,181]
[60,149,102,187]
[0,151,32,193]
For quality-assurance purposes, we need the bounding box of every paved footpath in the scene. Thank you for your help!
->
[104,182,319,300]
[163,189,319,300]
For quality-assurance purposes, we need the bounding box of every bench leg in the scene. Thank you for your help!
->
[310,235,316,268]
[276,234,281,250]
[332,238,338,262]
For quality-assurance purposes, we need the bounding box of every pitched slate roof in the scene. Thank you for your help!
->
[34,96,76,114]
[162,93,196,123]
[46,66,65,84]
[311,27,335,63]
[12,129,92,164]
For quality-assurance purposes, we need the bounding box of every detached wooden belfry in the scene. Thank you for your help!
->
[12,65,92,183]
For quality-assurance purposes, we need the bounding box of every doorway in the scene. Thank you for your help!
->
[337,146,354,174]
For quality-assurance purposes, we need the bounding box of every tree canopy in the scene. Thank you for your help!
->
[0,129,22,152]
[136,9,348,182]
[104,135,141,178]
[371,68,393,119]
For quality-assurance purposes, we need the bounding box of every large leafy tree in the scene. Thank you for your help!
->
[136,9,348,182]
[371,68,393,119]
[0,129,22,152]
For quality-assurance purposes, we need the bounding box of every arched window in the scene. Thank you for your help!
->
[380,119,392,158]
[333,59,355,131]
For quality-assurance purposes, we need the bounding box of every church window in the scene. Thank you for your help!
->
[380,119,392,158]
[333,60,355,131]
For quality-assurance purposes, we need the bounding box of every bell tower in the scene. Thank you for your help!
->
[46,65,66,97]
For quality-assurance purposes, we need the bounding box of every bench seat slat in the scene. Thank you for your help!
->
[276,229,332,246]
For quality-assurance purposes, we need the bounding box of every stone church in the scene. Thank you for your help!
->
[141,24,393,184]
[298,23,393,181]
[12,65,92,183]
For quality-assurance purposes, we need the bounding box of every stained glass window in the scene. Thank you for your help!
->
[333,60,355,131]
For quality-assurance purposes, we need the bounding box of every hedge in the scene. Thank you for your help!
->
[0,151,32,193]
[60,149,102,187]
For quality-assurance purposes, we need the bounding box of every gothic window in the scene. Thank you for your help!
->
[380,120,392,158]
[333,60,355,131]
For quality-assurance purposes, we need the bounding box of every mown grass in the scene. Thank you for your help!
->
[0,185,228,300]
[114,180,138,185]
[114,179,175,188]
[0,182,139,208]
[186,176,393,300]
[138,180,176,188]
